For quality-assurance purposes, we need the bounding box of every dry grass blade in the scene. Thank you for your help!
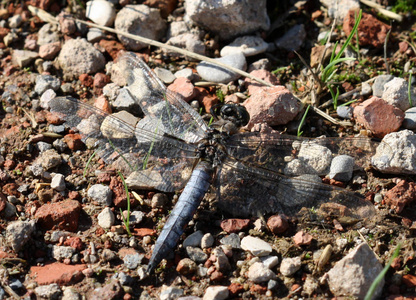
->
[360,0,403,22]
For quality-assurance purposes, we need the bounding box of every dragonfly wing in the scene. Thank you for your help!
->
[49,96,198,192]
[119,52,208,144]
[216,158,376,219]
[226,131,378,176]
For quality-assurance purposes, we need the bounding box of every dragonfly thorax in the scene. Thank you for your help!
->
[197,130,228,167]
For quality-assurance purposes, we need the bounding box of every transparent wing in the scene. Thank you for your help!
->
[226,131,378,176]
[118,52,208,144]
[216,158,376,219]
[49,97,199,192]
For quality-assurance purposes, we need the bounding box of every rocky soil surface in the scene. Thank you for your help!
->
[1,0,416,299]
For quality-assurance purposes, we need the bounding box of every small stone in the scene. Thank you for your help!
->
[166,33,206,57]
[160,286,184,300]
[327,243,383,298]
[201,233,214,248]
[220,35,268,57]
[174,68,194,80]
[35,75,61,95]
[87,184,113,206]
[336,106,353,119]
[403,107,416,130]
[203,286,229,300]
[52,245,75,261]
[372,74,394,97]
[151,193,168,208]
[123,252,143,269]
[244,69,279,95]
[154,67,176,84]
[101,249,117,262]
[37,141,53,152]
[86,0,116,26]
[88,280,122,299]
[219,233,241,249]
[260,256,279,269]
[196,52,247,84]
[87,27,106,43]
[39,42,61,60]
[353,96,404,138]
[382,77,416,111]
[329,155,355,181]
[241,236,272,257]
[384,180,416,213]
[280,256,301,276]
[275,24,306,51]
[220,219,250,233]
[11,50,39,68]
[248,262,277,283]
[176,258,197,275]
[168,77,196,102]
[30,262,86,286]
[6,220,36,252]
[51,173,66,191]
[128,211,145,225]
[326,0,360,23]
[8,14,22,28]
[34,283,62,299]
[97,207,115,229]
[35,200,82,232]
[293,231,313,246]
[186,246,208,263]
[183,230,204,248]
[267,215,289,234]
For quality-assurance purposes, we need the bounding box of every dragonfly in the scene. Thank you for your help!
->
[49,52,377,274]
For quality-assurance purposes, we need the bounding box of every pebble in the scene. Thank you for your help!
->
[174,68,194,80]
[112,88,141,114]
[6,220,36,251]
[52,245,75,260]
[266,214,289,234]
[166,33,206,57]
[115,4,166,51]
[38,149,62,170]
[293,230,313,246]
[372,129,416,174]
[202,286,229,300]
[61,83,74,94]
[87,184,113,206]
[327,243,383,298]
[403,107,416,130]
[336,105,353,119]
[201,233,214,248]
[212,247,231,272]
[167,21,190,38]
[128,211,145,226]
[9,278,23,290]
[8,14,22,28]
[196,52,247,84]
[176,258,197,275]
[244,69,279,95]
[103,83,120,101]
[243,85,301,129]
[38,23,60,46]
[328,155,355,181]
[325,0,360,23]
[123,252,143,269]
[154,67,176,84]
[280,256,301,276]
[219,233,241,249]
[58,38,106,80]
[86,0,116,26]
[241,236,272,257]
[151,193,168,208]
[384,180,416,213]
[49,124,66,134]
[185,0,269,40]
[186,246,208,263]
[220,36,268,57]
[183,230,204,248]
[11,50,38,68]
[34,283,62,299]
[37,141,52,152]
[275,24,306,51]
[87,28,107,43]
[168,77,196,102]
[353,96,404,138]
[39,41,61,60]
[260,255,279,269]
[382,77,416,111]
[160,286,184,300]
[372,74,394,97]
[97,207,115,229]
[361,81,372,96]
[40,89,57,109]
[51,173,66,191]
[248,262,277,283]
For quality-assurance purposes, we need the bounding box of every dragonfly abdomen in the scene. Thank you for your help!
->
[147,161,213,273]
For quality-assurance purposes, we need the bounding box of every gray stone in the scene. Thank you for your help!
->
[58,38,106,80]
[128,211,145,226]
[35,283,62,299]
[97,207,115,229]
[260,255,279,269]
[116,272,133,286]
[183,230,204,248]
[123,253,143,269]
[38,23,60,46]
[203,286,229,300]
[248,262,277,283]
[53,139,68,152]
[52,245,75,260]
[220,35,268,57]
[167,21,192,38]
[8,14,23,28]
[372,74,394,97]
[336,105,353,119]
[280,256,301,276]
[212,247,231,272]
[329,155,355,181]
[35,75,61,95]
[48,124,66,134]
[112,88,141,115]
[86,0,116,27]
[186,246,208,263]
[88,184,113,206]
[372,129,416,174]
[115,4,166,51]
[37,141,53,152]
[151,193,168,208]
[3,202,17,219]
[382,77,416,111]
[166,33,206,57]
[185,0,269,40]
[219,233,240,249]
[327,243,383,299]
[196,52,247,84]
[403,107,416,130]
[174,68,195,80]
[241,236,272,257]
[37,149,62,170]
[6,220,36,251]
[62,288,80,300]
[61,83,74,94]
[325,0,360,24]
[9,278,23,290]
[160,286,184,300]
[361,81,372,96]
[154,67,176,84]
[103,83,120,101]
[275,24,306,52]
[40,89,57,109]
[87,28,107,43]
[51,173,66,191]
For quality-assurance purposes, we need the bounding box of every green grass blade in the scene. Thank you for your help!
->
[83,149,98,178]
[297,105,310,137]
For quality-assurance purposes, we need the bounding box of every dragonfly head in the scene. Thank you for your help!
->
[219,103,250,127]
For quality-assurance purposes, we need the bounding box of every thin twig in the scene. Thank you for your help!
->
[359,0,403,22]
